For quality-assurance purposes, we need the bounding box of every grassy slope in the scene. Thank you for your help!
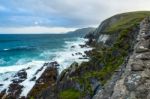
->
[59,11,150,99]
[105,11,150,33]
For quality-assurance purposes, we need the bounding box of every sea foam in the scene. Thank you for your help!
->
[0,37,92,97]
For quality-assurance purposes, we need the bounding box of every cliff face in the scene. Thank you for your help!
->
[26,11,150,99]
[87,11,150,46]
[67,27,95,37]
[93,17,150,99]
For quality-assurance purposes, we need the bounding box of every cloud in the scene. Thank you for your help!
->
[1,0,150,33]
[10,0,150,24]
[0,26,77,34]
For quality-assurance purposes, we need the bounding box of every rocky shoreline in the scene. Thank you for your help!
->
[27,62,59,98]
[0,42,92,99]
[24,14,150,99]
[0,62,58,99]
[1,12,150,99]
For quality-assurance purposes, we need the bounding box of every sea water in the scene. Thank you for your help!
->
[0,33,92,96]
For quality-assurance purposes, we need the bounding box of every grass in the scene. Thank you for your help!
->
[104,11,150,33]
[59,88,81,99]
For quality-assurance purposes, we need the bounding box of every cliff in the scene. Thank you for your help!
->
[24,11,150,99]
[93,15,150,99]
[27,11,150,99]
[14,11,150,99]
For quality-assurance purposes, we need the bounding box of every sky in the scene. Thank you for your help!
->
[0,0,150,33]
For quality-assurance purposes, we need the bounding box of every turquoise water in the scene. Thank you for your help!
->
[0,33,92,95]
[0,34,81,66]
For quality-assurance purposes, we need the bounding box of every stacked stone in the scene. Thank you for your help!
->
[126,17,150,99]
[93,18,150,99]
[112,17,150,99]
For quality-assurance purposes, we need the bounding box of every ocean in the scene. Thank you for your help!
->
[0,33,92,96]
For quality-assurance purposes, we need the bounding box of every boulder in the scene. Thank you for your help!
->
[144,60,150,69]
[135,85,149,99]
[15,70,27,79]
[141,71,149,78]
[131,64,145,71]
[143,33,150,39]
[136,40,150,53]
[79,44,87,48]
[135,52,150,60]
[131,61,145,71]
[0,89,6,98]
[124,74,141,91]
[79,57,88,59]
[12,70,27,83]
[8,83,23,98]
[30,76,36,81]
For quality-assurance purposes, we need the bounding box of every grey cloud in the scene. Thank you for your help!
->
[2,0,150,28]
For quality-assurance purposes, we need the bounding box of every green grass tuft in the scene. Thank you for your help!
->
[59,88,81,99]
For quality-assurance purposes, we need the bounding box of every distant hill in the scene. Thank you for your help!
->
[66,27,95,37]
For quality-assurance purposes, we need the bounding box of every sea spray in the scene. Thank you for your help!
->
[0,34,92,97]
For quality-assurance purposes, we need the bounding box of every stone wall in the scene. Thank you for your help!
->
[93,17,150,99]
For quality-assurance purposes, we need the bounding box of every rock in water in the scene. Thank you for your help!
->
[27,62,58,98]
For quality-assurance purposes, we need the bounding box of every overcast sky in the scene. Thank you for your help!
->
[1,0,150,33]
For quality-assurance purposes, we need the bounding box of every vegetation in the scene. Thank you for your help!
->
[59,11,150,98]
[59,88,81,99]
[104,11,150,33]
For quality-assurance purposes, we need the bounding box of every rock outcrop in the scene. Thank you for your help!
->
[1,11,150,99]
[93,17,150,99]
[25,12,150,99]
[27,62,58,98]
[0,68,29,99]
[34,12,150,99]
[0,62,58,99]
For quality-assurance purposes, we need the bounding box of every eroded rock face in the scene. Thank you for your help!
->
[12,70,27,83]
[27,62,58,98]
[0,69,28,99]
[93,17,150,99]
[7,83,23,98]
[0,62,59,99]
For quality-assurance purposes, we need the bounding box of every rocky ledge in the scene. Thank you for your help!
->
[93,17,150,99]
[27,62,58,98]
[0,68,28,99]
[0,62,59,99]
